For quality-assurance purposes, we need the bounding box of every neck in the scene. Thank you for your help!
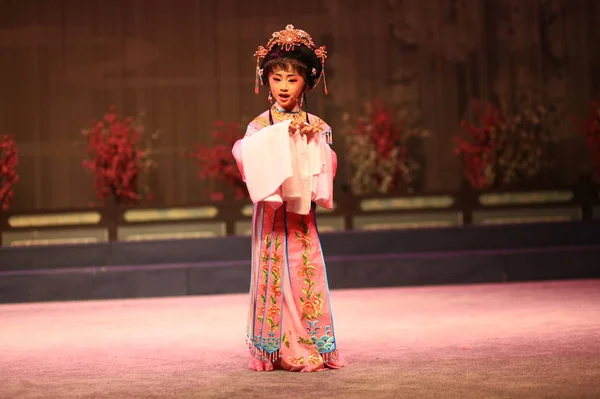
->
[274,102,300,113]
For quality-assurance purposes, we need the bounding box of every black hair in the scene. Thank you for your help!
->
[260,44,322,90]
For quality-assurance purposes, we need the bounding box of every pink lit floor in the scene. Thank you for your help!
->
[1,279,600,398]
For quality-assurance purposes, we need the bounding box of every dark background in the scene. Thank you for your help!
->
[1,0,599,210]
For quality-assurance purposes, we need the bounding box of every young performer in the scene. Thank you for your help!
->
[232,24,347,372]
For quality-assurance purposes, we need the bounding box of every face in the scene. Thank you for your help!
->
[268,66,305,111]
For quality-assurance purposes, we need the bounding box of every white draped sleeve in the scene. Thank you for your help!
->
[232,119,336,215]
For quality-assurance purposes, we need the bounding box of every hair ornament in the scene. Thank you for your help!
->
[254,24,328,95]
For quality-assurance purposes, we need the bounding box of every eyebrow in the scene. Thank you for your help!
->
[272,72,299,78]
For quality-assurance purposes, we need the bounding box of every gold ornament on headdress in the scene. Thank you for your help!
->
[254,24,328,95]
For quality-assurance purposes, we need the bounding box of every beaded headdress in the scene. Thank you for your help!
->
[254,24,328,95]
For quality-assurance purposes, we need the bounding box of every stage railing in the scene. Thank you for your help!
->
[1,185,599,247]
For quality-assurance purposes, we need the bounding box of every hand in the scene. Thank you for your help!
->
[299,123,320,138]
[288,121,302,136]
[288,120,321,138]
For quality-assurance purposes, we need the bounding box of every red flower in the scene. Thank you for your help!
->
[267,304,281,319]
[346,98,418,192]
[575,101,600,182]
[189,121,248,200]
[301,300,320,320]
[81,106,155,205]
[210,192,224,201]
[269,284,282,298]
[453,101,504,189]
[0,135,19,210]
[258,284,267,295]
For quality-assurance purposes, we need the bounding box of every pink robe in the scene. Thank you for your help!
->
[232,106,347,372]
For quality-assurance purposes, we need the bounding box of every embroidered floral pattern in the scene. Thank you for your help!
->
[287,356,305,366]
[282,332,290,348]
[296,216,324,321]
[297,336,314,347]
[287,351,323,368]
[308,353,323,366]
[257,233,283,331]
[243,137,345,369]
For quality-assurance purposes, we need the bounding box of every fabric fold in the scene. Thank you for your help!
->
[232,120,335,215]
[237,106,346,373]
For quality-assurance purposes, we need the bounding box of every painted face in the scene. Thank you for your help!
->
[268,66,305,111]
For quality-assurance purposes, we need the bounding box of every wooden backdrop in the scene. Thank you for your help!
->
[1,0,598,210]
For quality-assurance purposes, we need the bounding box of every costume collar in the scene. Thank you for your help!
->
[273,103,301,114]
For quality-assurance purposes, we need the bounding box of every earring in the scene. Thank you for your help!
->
[299,95,304,107]
[268,92,274,104]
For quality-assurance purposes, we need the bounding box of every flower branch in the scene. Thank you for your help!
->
[0,135,19,210]
[81,106,157,205]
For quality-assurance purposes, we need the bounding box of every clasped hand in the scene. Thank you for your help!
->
[289,121,320,138]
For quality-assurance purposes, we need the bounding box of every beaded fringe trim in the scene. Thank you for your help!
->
[250,346,282,364]
[247,338,340,365]
[320,349,340,363]
[247,338,282,363]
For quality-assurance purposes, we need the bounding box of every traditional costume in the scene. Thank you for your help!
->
[232,24,346,372]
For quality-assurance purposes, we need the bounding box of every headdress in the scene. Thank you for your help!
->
[254,24,328,95]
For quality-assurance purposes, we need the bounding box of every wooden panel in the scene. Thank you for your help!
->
[0,0,598,211]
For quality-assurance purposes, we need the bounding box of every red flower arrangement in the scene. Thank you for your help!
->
[574,100,600,182]
[454,100,555,190]
[0,134,19,210]
[189,121,247,201]
[341,99,428,195]
[453,102,501,189]
[81,106,156,205]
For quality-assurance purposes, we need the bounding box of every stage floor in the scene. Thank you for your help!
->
[1,279,599,398]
